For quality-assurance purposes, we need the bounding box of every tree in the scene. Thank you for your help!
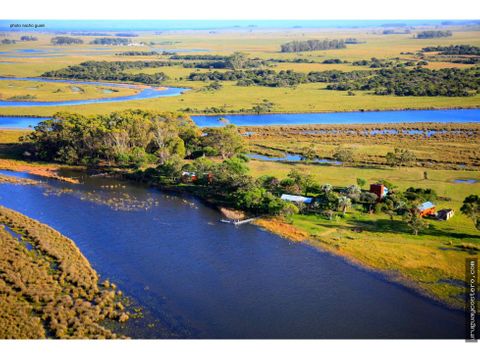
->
[386,148,416,167]
[202,124,245,159]
[337,196,352,215]
[356,178,367,189]
[403,208,429,235]
[301,146,317,163]
[461,195,480,230]
[333,146,354,164]
[227,52,248,70]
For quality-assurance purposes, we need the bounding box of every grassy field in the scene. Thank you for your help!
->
[0,80,138,102]
[0,27,479,116]
[249,159,480,308]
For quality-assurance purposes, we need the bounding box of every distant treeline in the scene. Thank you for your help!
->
[51,36,84,45]
[90,37,131,45]
[382,29,411,35]
[170,54,229,61]
[71,32,109,36]
[344,38,365,44]
[280,39,346,52]
[42,61,169,85]
[115,33,138,37]
[116,51,159,56]
[20,36,38,41]
[1,39,15,44]
[421,44,480,55]
[414,30,452,39]
[189,67,480,96]
[352,57,427,68]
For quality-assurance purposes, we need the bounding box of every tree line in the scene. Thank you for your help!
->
[421,44,480,55]
[280,39,346,52]
[42,61,172,85]
[414,30,452,39]
[90,37,131,45]
[51,36,84,45]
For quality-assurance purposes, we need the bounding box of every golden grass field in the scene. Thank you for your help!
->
[0,27,479,116]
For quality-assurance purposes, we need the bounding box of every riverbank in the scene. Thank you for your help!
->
[0,159,80,183]
[0,203,130,338]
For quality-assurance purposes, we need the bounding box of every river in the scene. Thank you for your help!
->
[1,109,480,130]
[0,170,464,338]
[0,77,187,107]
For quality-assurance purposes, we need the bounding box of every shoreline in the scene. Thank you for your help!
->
[253,216,466,312]
[0,160,469,312]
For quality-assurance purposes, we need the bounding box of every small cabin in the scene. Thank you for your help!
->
[437,209,455,221]
[369,184,388,200]
[280,194,313,204]
[417,201,436,217]
[181,171,198,183]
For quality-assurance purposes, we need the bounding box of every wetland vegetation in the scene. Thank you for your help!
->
[0,21,479,338]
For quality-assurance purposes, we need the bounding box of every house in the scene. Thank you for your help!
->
[369,184,388,200]
[181,171,198,183]
[417,201,436,217]
[280,194,313,204]
[437,209,455,221]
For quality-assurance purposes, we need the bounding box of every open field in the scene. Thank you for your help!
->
[249,160,480,308]
[0,80,138,102]
[244,122,480,170]
[1,27,479,116]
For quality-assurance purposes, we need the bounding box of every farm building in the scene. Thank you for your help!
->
[369,184,388,200]
[181,171,198,182]
[437,209,455,221]
[417,201,436,217]
[281,194,313,204]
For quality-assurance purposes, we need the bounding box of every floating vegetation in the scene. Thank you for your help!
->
[42,185,161,212]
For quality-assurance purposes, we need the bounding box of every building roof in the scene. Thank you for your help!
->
[281,194,313,204]
[418,201,435,212]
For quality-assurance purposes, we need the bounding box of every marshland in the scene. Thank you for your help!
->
[0,20,479,339]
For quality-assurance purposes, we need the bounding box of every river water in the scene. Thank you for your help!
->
[0,77,187,107]
[1,108,480,130]
[0,170,464,338]
[193,109,480,127]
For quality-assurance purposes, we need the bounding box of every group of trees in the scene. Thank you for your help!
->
[414,30,452,39]
[280,39,346,52]
[183,52,269,70]
[421,44,480,56]
[25,110,200,168]
[1,39,16,44]
[386,148,416,167]
[352,57,426,68]
[42,61,171,85]
[20,36,38,41]
[326,67,480,96]
[188,66,479,96]
[51,36,84,45]
[90,38,132,46]
[116,51,159,56]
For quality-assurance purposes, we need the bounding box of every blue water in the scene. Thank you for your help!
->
[0,170,465,338]
[193,109,480,127]
[248,153,342,165]
[0,77,188,107]
[2,108,480,129]
[0,116,48,129]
